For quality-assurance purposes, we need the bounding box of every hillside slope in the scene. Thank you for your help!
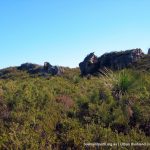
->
[0,65,150,149]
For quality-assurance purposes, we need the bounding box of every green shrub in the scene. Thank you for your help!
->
[0,68,150,148]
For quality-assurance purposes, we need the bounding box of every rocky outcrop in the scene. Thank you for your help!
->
[148,48,150,55]
[18,63,40,71]
[98,49,144,70]
[18,62,64,76]
[79,49,144,75]
[79,52,99,75]
[43,62,63,75]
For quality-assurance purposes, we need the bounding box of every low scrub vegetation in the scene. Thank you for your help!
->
[0,68,150,149]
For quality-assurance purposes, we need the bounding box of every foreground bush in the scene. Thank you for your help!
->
[0,69,149,149]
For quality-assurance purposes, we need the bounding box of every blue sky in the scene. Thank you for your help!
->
[0,0,150,68]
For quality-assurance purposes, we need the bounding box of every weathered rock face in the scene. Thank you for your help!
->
[18,62,63,76]
[79,52,99,75]
[43,62,63,75]
[98,49,144,70]
[148,48,150,55]
[79,49,144,75]
[18,63,40,71]
[44,62,52,71]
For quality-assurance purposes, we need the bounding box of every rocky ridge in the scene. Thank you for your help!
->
[79,48,146,75]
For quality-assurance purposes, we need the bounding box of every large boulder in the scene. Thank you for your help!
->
[79,52,99,75]
[44,62,52,71]
[43,62,64,75]
[148,48,150,55]
[98,49,144,70]
[79,49,144,75]
[18,63,40,71]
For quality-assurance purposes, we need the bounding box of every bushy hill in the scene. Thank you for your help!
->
[0,64,150,149]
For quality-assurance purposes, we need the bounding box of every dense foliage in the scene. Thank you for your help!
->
[0,66,150,149]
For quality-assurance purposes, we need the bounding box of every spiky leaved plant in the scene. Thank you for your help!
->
[100,68,134,100]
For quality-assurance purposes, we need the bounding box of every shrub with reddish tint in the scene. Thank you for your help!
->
[0,98,10,121]
[56,95,74,109]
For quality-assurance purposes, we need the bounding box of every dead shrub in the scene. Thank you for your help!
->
[56,95,74,109]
